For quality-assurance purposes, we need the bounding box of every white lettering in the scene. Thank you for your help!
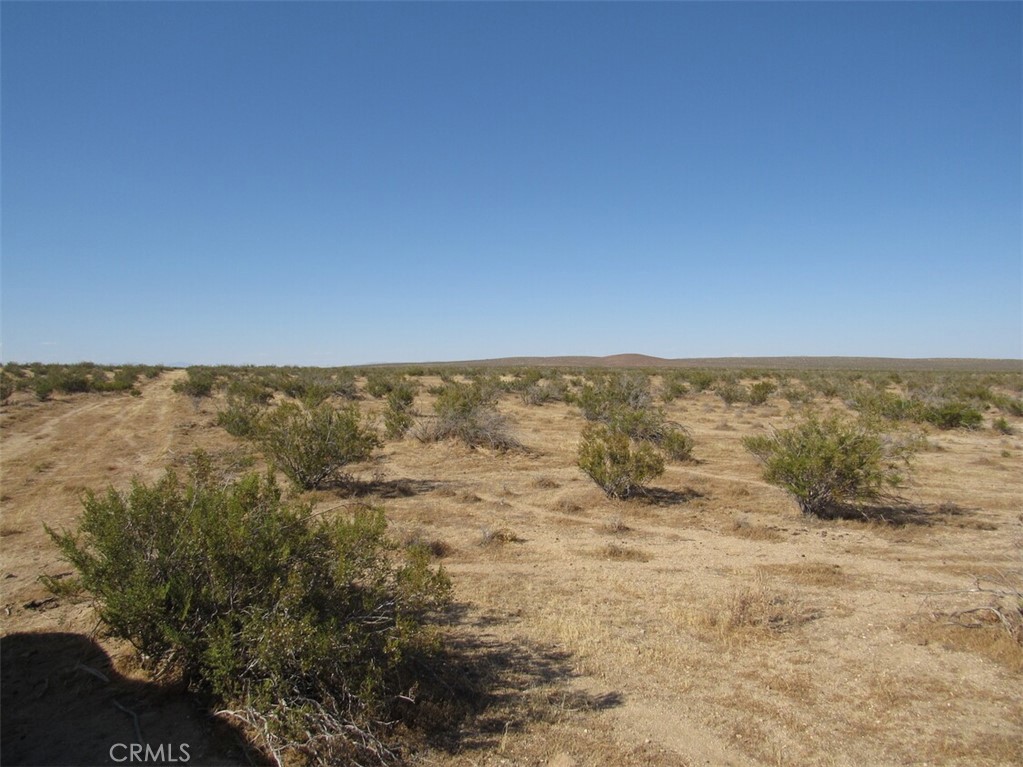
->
[144,743,165,762]
[109,743,128,763]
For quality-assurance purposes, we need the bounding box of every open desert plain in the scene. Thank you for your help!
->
[1,361,1021,767]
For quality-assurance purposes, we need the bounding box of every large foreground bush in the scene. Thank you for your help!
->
[47,460,450,765]
[743,414,915,518]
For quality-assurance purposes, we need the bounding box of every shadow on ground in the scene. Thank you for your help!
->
[821,501,993,528]
[0,632,255,766]
[350,477,444,499]
[635,485,705,507]
[2,617,620,765]
[396,602,624,756]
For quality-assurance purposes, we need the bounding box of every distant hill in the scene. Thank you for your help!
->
[393,355,1022,373]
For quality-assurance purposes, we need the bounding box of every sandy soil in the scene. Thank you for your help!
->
[2,370,1021,766]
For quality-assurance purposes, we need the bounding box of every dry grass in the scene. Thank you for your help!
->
[602,514,631,534]
[685,575,816,642]
[478,526,524,547]
[726,516,785,542]
[757,561,851,588]
[591,543,652,562]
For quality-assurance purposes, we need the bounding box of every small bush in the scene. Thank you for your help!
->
[924,401,984,430]
[995,396,1023,417]
[46,460,450,765]
[520,379,568,406]
[747,381,777,406]
[577,424,665,500]
[715,383,748,406]
[216,395,267,438]
[172,367,219,398]
[383,382,418,440]
[419,381,518,450]
[848,391,923,422]
[365,371,398,399]
[743,413,914,518]
[660,425,696,462]
[660,373,690,402]
[258,402,380,489]
[684,370,716,392]
[576,373,652,422]
[993,417,1016,436]
[33,378,54,401]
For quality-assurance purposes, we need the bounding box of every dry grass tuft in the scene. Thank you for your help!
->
[533,476,560,489]
[479,526,524,547]
[688,576,816,641]
[592,543,651,562]
[909,619,1023,672]
[551,498,583,514]
[727,516,784,542]
[602,514,630,534]
[758,561,851,588]
[401,529,454,559]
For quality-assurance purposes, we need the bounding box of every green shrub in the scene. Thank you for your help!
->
[577,424,665,499]
[216,395,267,438]
[172,367,219,398]
[747,381,777,406]
[923,401,983,430]
[995,396,1023,417]
[684,370,716,392]
[659,425,696,462]
[365,371,397,399]
[520,378,568,406]
[660,373,690,402]
[715,383,748,406]
[225,377,273,406]
[46,460,450,764]
[849,391,924,422]
[419,381,518,450]
[33,378,54,401]
[54,368,92,393]
[743,414,914,518]
[779,385,813,405]
[0,375,14,403]
[258,402,380,489]
[383,382,418,440]
[577,373,652,422]
[992,417,1015,436]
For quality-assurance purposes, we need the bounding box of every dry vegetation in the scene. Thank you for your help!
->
[1,362,1021,766]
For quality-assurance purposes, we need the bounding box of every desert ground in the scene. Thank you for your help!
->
[1,365,1021,766]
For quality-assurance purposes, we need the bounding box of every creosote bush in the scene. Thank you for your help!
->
[172,367,219,398]
[577,424,665,500]
[576,373,653,422]
[418,381,519,450]
[743,413,915,518]
[383,380,418,439]
[923,401,984,430]
[46,458,450,765]
[258,402,380,489]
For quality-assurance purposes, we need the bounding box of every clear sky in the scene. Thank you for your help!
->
[2,2,1020,365]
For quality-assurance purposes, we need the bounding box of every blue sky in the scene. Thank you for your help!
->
[2,2,1020,365]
